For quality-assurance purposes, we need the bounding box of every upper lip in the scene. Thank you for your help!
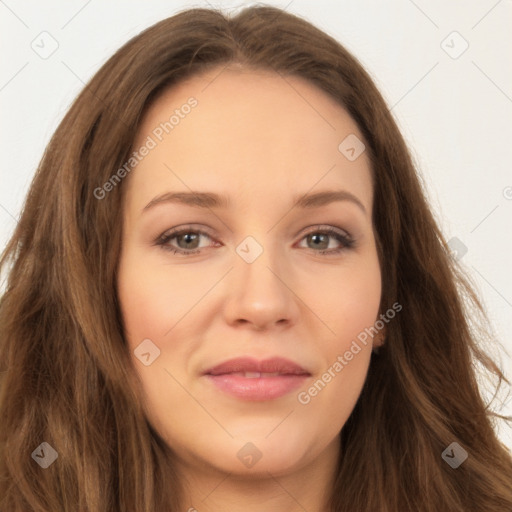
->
[203,357,310,376]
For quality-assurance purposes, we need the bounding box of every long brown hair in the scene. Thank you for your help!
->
[1,5,511,511]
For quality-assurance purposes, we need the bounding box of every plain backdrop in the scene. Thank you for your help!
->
[1,0,511,448]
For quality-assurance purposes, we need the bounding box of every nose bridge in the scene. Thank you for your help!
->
[224,231,298,329]
[234,232,286,295]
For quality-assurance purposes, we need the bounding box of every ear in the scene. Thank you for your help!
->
[373,327,386,348]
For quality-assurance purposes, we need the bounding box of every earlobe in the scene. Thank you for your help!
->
[372,328,386,354]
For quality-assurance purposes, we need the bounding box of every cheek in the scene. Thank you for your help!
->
[116,251,200,435]
[117,248,205,342]
[301,254,380,417]
[117,248,210,402]
[315,254,382,346]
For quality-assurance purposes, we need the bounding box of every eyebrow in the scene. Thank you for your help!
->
[142,189,367,214]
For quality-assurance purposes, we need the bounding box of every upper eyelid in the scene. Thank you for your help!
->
[161,224,351,238]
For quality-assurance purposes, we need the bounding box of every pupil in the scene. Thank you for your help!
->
[310,233,328,250]
[179,233,198,249]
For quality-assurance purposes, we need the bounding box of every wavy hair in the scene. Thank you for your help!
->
[1,5,511,511]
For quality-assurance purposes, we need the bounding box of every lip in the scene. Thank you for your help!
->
[203,357,311,401]
[204,356,309,376]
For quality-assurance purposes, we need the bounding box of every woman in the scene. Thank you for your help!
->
[0,5,511,511]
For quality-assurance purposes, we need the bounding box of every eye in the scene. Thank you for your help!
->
[155,226,218,255]
[154,225,355,256]
[296,226,355,255]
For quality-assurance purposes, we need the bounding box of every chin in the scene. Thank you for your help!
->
[164,427,314,477]
[211,431,319,476]
[217,443,309,477]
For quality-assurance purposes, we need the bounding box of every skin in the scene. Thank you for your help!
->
[117,65,384,512]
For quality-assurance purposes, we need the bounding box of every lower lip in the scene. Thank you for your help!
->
[205,374,310,400]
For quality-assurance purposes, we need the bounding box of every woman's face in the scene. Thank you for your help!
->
[117,66,382,478]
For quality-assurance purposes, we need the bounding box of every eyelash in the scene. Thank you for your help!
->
[154,225,355,257]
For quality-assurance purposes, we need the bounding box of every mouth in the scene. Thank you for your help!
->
[203,357,311,401]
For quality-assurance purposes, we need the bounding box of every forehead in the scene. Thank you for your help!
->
[126,66,373,213]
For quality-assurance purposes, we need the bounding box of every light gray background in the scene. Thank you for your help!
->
[1,0,511,447]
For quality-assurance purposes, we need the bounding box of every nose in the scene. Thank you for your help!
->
[222,240,300,331]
